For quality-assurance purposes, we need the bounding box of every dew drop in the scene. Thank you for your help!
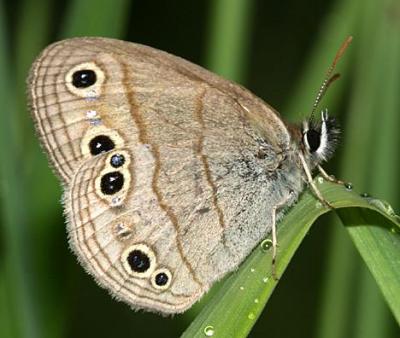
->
[254,298,259,304]
[239,286,244,291]
[390,227,398,234]
[250,268,255,273]
[260,239,272,252]
[248,312,255,320]
[368,198,396,216]
[315,201,322,209]
[262,277,269,283]
[344,182,353,191]
[360,192,370,198]
[317,176,324,184]
[204,325,215,337]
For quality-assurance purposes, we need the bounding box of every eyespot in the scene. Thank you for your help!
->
[151,268,172,290]
[305,129,321,152]
[114,222,133,240]
[93,148,131,206]
[121,244,156,278]
[65,62,105,97]
[72,69,97,88]
[100,171,124,195]
[81,125,124,158]
[113,212,141,241]
[89,135,115,155]
[127,250,150,272]
[110,153,125,168]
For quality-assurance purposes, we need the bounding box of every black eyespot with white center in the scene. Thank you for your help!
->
[110,153,125,168]
[151,268,172,290]
[89,135,115,155]
[306,129,321,152]
[155,272,169,286]
[72,69,97,88]
[100,171,124,195]
[127,250,150,273]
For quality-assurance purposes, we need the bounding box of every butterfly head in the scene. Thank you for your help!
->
[298,36,352,167]
[301,109,340,164]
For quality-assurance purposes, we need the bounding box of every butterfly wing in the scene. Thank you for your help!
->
[28,37,298,313]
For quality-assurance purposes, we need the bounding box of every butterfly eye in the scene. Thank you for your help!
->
[100,171,124,195]
[151,268,172,290]
[305,129,321,152]
[72,69,97,88]
[89,135,115,155]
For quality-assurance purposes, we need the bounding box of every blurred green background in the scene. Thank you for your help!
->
[0,0,399,337]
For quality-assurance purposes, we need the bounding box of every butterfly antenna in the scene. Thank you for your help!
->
[309,36,353,124]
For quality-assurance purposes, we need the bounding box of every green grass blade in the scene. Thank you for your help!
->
[0,4,40,338]
[205,0,255,83]
[62,0,131,38]
[284,0,359,120]
[301,0,400,335]
[349,0,400,335]
[333,0,400,336]
[339,207,400,324]
[280,0,359,335]
[181,180,400,337]
[13,1,66,337]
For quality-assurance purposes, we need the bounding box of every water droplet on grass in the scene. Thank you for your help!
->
[368,198,396,216]
[204,325,215,336]
[260,239,272,252]
[248,312,255,320]
[344,182,353,191]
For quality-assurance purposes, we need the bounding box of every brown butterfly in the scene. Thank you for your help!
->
[27,37,349,313]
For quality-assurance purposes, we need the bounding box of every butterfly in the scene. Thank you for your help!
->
[28,36,349,314]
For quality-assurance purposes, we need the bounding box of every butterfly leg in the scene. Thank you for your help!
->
[271,205,278,280]
[271,190,294,280]
[317,165,344,185]
[299,153,333,209]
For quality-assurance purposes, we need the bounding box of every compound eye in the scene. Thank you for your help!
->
[305,129,321,152]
